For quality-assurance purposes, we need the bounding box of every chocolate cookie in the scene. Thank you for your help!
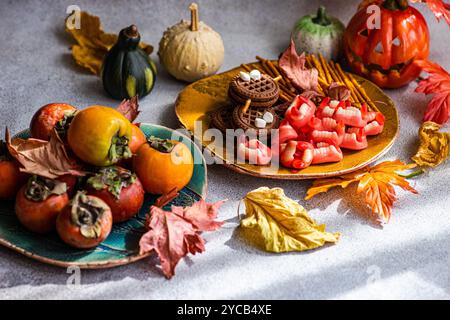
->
[232,105,280,137]
[228,73,280,108]
[209,106,235,133]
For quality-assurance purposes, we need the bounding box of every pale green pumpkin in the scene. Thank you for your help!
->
[291,6,344,61]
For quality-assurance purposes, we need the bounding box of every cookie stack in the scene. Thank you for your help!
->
[228,71,280,108]
[210,69,281,136]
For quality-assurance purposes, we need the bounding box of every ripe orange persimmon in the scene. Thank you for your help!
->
[133,137,193,195]
[129,124,147,154]
[56,192,112,249]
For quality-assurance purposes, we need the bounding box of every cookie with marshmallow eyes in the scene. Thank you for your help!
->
[232,105,280,137]
[228,70,280,108]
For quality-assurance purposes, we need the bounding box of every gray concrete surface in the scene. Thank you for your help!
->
[0,0,449,299]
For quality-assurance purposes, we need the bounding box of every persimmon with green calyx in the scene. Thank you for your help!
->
[30,103,77,141]
[86,166,144,223]
[0,139,28,199]
[129,124,146,154]
[56,192,112,249]
[15,175,69,233]
[133,136,194,195]
[67,106,133,166]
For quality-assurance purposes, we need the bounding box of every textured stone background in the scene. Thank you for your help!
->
[0,0,449,299]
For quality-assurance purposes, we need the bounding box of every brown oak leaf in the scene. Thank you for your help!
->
[6,129,85,179]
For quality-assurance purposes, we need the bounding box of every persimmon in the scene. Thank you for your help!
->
[30,103,77,140]
[15,176,69,233]
[67,106,133,166]
[133,137,194,194]
[0,140,28,199]
[86,166,144,223]
[56,192,112,249]
[129,124,147,154]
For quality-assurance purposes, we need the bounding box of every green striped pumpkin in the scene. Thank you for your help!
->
[102,25,156,100]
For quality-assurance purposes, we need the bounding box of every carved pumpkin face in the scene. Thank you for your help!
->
[344,2,429,88]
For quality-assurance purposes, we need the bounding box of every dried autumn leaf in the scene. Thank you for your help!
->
[6,129,85,179]
[412,121,450,167]
[279,39,319,91]
[411,0,450,27]
[171,200,226,232]
[116,96,140,122]
[328,82,351,101]
[414,60,450,125]
[306,160,418,223]
[65,11,153,75]
[140,206,205,279]
[240,187,340,253]
[140,200,224,279]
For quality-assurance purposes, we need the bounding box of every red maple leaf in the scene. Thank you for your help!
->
[422,0,450,27]
[139,206,205,279]
[139,200,225,279]
[414,60,450,125]
[171,200,226,232]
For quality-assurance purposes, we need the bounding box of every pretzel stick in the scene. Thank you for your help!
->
[273,75,282,82]
[310,55,329,87]
[336,63,379,112]
[328,61,357,103]
[279,92,292,102]
[263,59,288,85]
[242,99,252,114]
[318,54,334,85]
[240,64,252,72]
[331,62,364,105]
[272,61,297,92]
[279,83,296,97]
[346,71,380,113]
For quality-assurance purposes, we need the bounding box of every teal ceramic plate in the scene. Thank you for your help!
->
[0,123,207,269]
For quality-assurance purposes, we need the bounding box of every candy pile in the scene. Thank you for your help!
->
[277,95,385,169]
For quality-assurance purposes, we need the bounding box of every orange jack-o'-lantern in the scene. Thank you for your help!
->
[344,0,429,88]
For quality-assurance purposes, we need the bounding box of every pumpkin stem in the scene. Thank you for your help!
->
[383,0,409,11]
[124,25,139,38]
[312,6,331,26]
[189,2,199,31]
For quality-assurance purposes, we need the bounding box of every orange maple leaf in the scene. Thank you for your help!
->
[414,60,450,125]
[305,160,418,223]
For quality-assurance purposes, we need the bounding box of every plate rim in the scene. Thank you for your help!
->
[0,123,208,269]
[175,64,399,180]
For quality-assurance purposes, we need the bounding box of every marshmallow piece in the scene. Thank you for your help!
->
[255,118,267,128]
[239,71,251,82]
[330,100,340,108]
[249,69,261,80]
[262,112,274,123]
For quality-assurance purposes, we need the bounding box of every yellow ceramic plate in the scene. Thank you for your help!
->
[175,62,399,179]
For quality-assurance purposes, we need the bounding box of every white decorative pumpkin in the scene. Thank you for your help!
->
[158,3,225,83]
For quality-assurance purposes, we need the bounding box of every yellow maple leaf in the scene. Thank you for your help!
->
[65,11,153,75]
[240,187,340,253]
[306,160,418,223]
[412,121,450,167]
